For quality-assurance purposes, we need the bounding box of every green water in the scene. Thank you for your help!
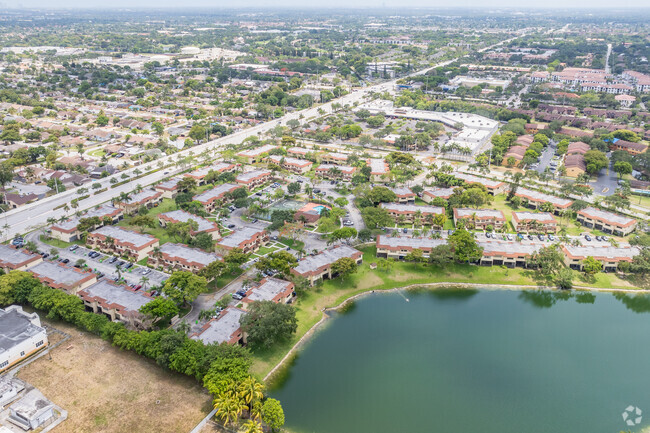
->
[272,289,650,433]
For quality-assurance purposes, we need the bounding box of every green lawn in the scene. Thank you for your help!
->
[255,245,642,381]
[278,237,305,251]
[117,199,187,246]
[39,235,83,249]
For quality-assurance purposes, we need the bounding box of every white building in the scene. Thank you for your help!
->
[0,306,48,373]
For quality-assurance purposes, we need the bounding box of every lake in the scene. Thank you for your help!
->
[272,288,650,433]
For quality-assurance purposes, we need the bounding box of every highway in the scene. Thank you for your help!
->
[3,34,523,240]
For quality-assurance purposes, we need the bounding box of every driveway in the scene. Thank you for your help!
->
[535,141,556,175]
[592,156,618,196]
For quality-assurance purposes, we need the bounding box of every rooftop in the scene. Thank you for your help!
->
[423,187,455,199]
[454,172,505,189]
[156,177,182,190]
[0,244,40,267]
[516,187,573,207]
[0,306,45,356]
[218,227,265,249]
[91,226,157,248]
[369,158,389,174]
[512,211,557,223]
[29,261,95,288]
[159,243,222,267]
[51,204,121,232]
[454,208,505,219]
[192,307,247,345]
[562,244,640,261]
[390,187,414,197]
[294,245,360,275]
[193,183,239,203]
[159,210,218,232]
[377,235,446,250]
[380,203,444,214]
[478,239,544,257]
[236,169,271,182]
[120,189,161,205]
[80,280,153,313]
[579,207,636,227]
[237,144,278,157]
[245,277,294,303]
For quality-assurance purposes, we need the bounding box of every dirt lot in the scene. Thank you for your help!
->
[16,320,212,433]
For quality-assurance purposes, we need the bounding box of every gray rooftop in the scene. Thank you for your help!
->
[91,226,157,248]
[9,388,53,420]
[324,152,348,160]
[316,164,355,173]
[238,144,277,157]
[478,239,543,256]
[187,162,234,178]
[563,244,640,260]
[513,211,556,223]
[156,177,182,190]
[579,207,636,226]
[0,244,40,267]
[0,306,45,356]
[294,245,360,275]
[390,187,414,196]
[193,307,247,345]
[287,146,309,155]
[193,183,239,203]
[81,280,153,313]
[159,243,222,267]
[29,261,95,287]
[423,187,455,198]
[369,158,389,173]
[269,155,312,166]
[454,208,505,219]
[218,227,265,249]
[122,188,160,205]
[246,277,293,303]
[160,210,218,232]
[454,172,505,188]
[52,204,121,232]
[377,235,446,250]
[380,203,444,214]
[516,187,572,207]
[236,169,271,182]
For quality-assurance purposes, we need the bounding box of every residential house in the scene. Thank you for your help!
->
[241,277,295,308]
[0,245,42,273]
[191,307,248,345]
[376,235,446,259]
[267,155,313,174]
[87,226,159,261]
[422,187,455,202]
[379,203,444,224]
[158,210,220,239]
[185,162,236,185]
[453,172,507,195]
[561,244,640,272]
[114,189,163,215]
[28,261,97,294]
[321,152,349,164]
[78,280,154,328]
[477,239,544,268]
[155,177,182,199]
[217,228,269,253]
[193,183,240,213]
[368,158,390,182]
[315,164,356,181]
[390,187,415,203]
[515,187,573,214]
[577,207,637,236]
[511,211,558,233]
[149,243,222,273]
[453,208,506,230]
[291,245,363,285]
[236,169,272,190]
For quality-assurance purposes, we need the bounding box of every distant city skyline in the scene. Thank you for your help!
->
[7,1,650,9]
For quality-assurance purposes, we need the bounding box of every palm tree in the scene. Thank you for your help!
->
[239,376,264,407]
[243,420,264,433]
[140,276,150,290]
[213,394,246,427]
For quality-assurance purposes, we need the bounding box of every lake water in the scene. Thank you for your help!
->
[272,288,650,433]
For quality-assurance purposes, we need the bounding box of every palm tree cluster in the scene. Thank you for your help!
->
[213,377,265,431]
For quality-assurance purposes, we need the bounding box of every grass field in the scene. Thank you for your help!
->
[253,245,642,380]
[17,320,211,433]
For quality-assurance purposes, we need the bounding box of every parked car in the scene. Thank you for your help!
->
[601,236,608,241]
[62,258,70,264]
[596,236,603,241]
[108,257,117,264]
[69,245,79,251]
[124,263,133,269]
[232,293,243,300]
[227,223,236,229]
[585,235,592,241]
[548,234,555,241]
[403,228,408,233]
[528,235,534,240]
[538,234,545,241]
[506,234,514,241]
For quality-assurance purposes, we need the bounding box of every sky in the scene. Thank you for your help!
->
[7,0,650,9]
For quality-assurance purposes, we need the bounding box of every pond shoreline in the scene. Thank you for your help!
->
[264,281,650,383]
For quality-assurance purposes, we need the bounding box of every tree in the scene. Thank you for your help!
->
[189,232,215,251]
[361,207,392,229]
[529,245,564,275]
[162,271,208,306]
[96,110,109,126]
[330,227,357,244]
[240,301,298,349]
[199,260,227,282]
[131,215,156,233]
[255,251,297,277]
[613,161,633,179]
[139,297,179,322]
[582,256,602,275]
[243,420,264,433]
[556,267,574,290]
[448,228,483,263]
[177,177,198,192]
[583,150,608,175]
[0,271,42,305]
[428,244,454,266]
[262,398,285,432]
[213,393,246,427]
[287,182,301,195]
[358,228,373,243]
[331,257,358,282]
[224,248,249,270]
[404,248,424,264]
[189,124,207,143]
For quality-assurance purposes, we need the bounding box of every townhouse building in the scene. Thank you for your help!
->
[511,211,558,233]
[236,169,272,190]
[217,228,269,253]
[390,187,416,204]
[515,187,573,214]
[78,280,154,328]
[321,152,349,164]
[315,164,356,181]
[0,306,48,373]
[193,183,240,213]
[0,245,42,273]
[115,189,163,215]
[379,203,444,224]
[291,245,363,285]
[150,243,222,273]
[237,144,278,163]
[184,162,236,185]
[50,204,123,242]
[87,226,159,261]
[158,210,220,239]
[453,172,507,195]
[241,277,295,308]
[369,158,390,182]
[453,208,506,230]
[267,155,313,174]
[155,177,182,199]
[477,239,544,268]
[28,261,97,294]
[577,207,637,236]
[191,307,248,345]
[376,235,447,260]
[422,187,455,203]
[286,146,311,158]
[561,244,640,272]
